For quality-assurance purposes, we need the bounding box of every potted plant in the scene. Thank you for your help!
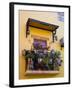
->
[42,49,63,71]
[54,51,62,70]
[25,51,35,70]
[49,50,62,71]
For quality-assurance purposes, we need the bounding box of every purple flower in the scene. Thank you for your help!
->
[57,58,62,66]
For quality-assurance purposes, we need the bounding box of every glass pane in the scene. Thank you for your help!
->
[34,39,47,49]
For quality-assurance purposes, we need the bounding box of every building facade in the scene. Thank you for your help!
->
[19,10,64,79]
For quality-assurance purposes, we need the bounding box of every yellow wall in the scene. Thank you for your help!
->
[19,10,64,79]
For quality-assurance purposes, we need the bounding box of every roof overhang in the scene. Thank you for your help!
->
[27,18,59,32]
[26,18,59,42]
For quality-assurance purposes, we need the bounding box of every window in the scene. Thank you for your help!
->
[33,39,47,49]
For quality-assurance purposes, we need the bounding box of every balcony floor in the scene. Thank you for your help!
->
[25,70,60,75]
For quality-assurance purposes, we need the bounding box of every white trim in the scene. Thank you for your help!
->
[14,4,69,86]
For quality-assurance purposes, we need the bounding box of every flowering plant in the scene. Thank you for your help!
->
[24,49,62,71]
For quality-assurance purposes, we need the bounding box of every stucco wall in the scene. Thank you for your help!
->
[19,10,64,79]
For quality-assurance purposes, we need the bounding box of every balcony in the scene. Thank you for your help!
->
[22,48,62,75]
